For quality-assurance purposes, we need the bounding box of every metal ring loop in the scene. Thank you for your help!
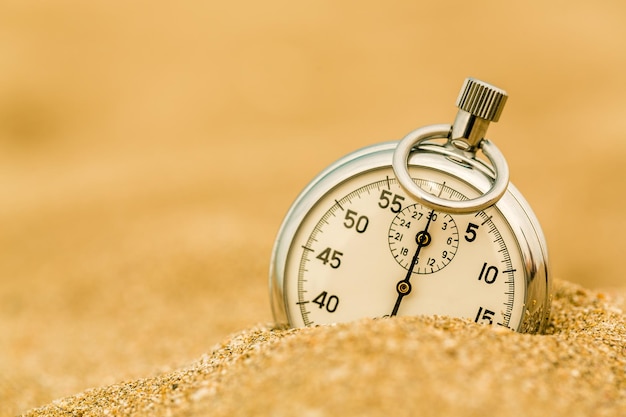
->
[392,124,509,214]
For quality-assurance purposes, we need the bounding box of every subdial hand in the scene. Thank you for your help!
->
[390,209,435,316]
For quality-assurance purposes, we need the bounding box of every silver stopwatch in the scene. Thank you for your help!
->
[269,78,550,333]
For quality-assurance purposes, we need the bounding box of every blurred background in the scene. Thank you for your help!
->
[1,0,625,414]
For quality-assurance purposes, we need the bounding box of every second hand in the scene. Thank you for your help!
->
[390,209,435,316]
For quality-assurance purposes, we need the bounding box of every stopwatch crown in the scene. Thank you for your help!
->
[450,78,508,151]
[456,78,508,122]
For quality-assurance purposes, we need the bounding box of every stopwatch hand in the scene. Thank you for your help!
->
[390,210,435,316]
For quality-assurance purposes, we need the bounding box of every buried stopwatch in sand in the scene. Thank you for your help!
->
[269,78,551,333]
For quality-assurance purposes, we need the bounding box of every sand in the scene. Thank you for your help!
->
[21,279,626,417]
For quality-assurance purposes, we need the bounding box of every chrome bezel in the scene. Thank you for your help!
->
[269,141,550,333]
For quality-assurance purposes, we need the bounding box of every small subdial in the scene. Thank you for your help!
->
[388,204,459,274]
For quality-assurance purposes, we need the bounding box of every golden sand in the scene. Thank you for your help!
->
[22,280,626,417]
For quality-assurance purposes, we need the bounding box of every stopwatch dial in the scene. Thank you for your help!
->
[282,167,525,330]
[388,204,459,274]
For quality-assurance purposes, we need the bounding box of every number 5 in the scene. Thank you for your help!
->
[464,223,479,242]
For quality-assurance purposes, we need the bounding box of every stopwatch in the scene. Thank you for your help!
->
[269,78,550,333]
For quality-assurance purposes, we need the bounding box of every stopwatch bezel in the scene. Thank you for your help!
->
[269,141,550,333]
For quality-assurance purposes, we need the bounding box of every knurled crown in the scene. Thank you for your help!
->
[456,78,508,122]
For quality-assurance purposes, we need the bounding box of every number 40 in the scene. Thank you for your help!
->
[312,291,339,313]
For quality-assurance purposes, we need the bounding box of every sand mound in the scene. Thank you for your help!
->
[23,280,626,417]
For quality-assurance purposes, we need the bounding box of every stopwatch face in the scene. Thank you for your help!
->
[277,161,527,331]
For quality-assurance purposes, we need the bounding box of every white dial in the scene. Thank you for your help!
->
[283,166,526,329]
